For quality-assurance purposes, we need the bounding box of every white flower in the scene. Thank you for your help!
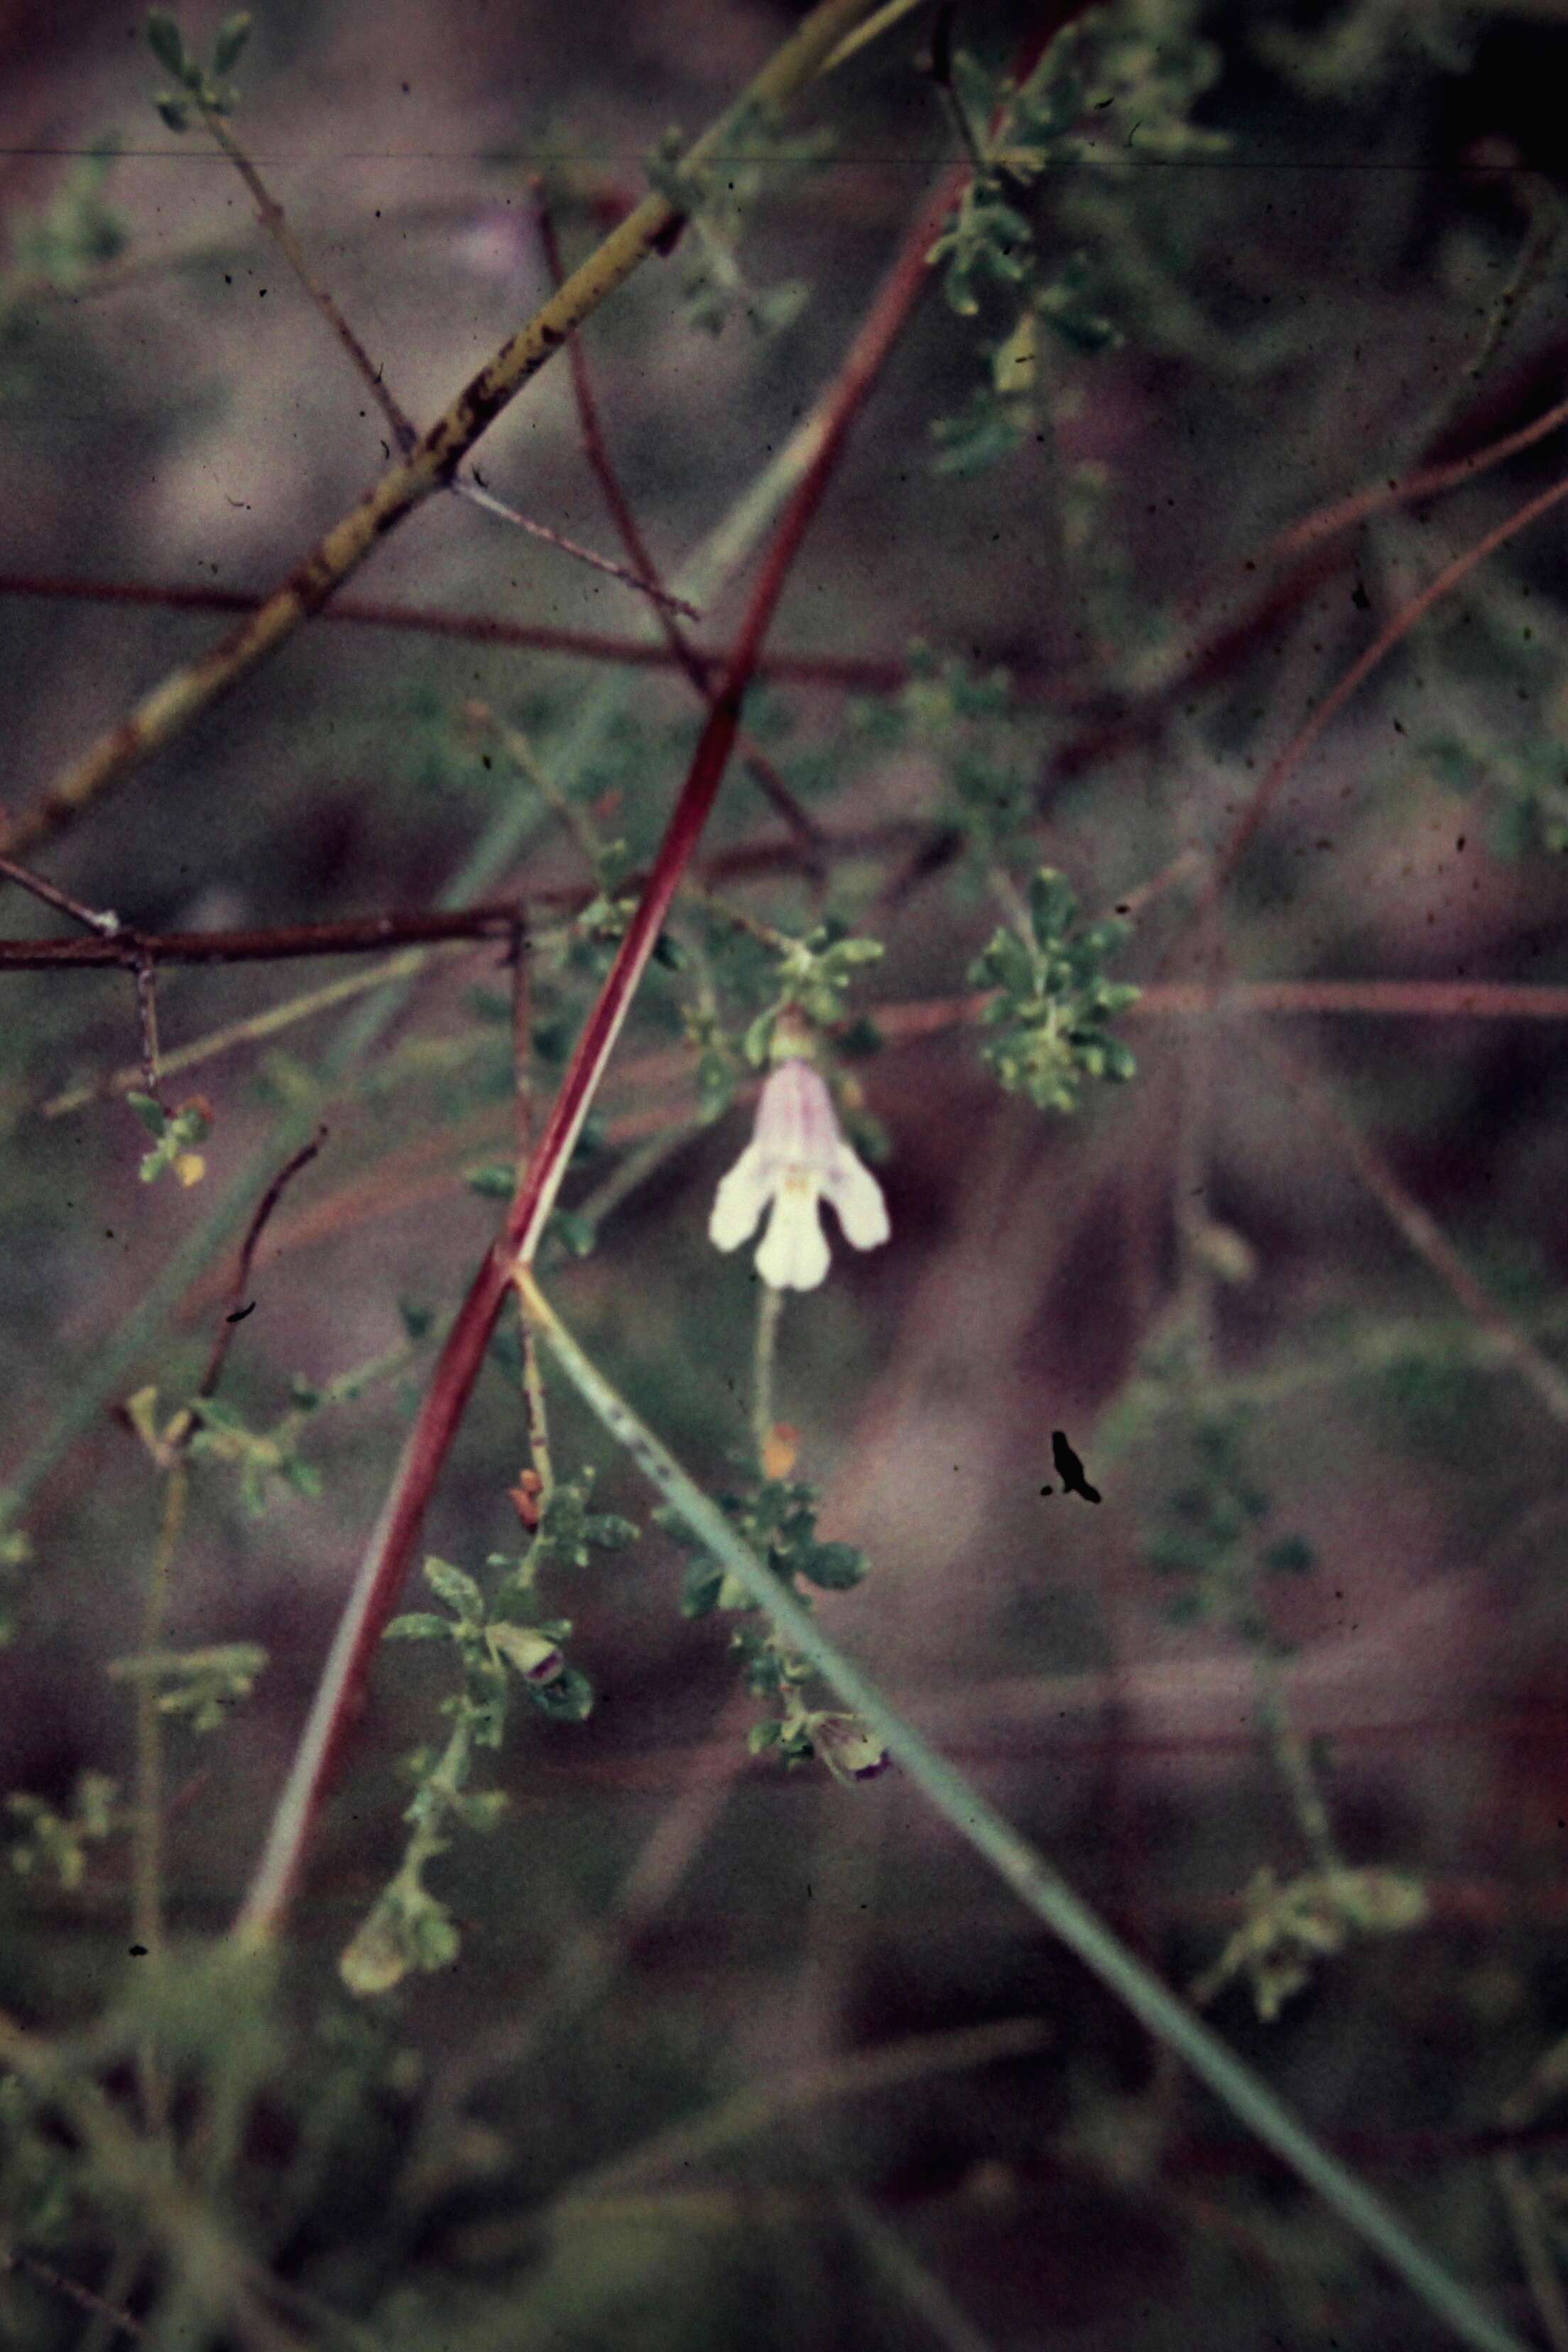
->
[709,1056,890,1292]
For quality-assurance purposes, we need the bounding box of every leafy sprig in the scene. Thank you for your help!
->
[1193,1863,1429,2021]
[127,1339,418,1520]
[106,1644,266,1733]
[342,1476,636,1995]
[1423,726,1568,861]
[145,9,251,131]
[126,1090,212,1188]
[739,925,885,1069]
[665,1479,886,1777]
[4,141,126,297]
[927,4,1226,472]
[645,98,833,337]
[970,866,1140,1111]
[5,1772,120,1889]
[1145,1409,1314,1643]
[0,1496,31,1648]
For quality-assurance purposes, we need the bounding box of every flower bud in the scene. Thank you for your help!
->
[486,1623,565,1684]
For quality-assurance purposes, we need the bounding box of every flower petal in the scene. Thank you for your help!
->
[755,1175,831,1290]
[754,1055,835,1160]
[824,1146,890,1251]
[709,1143,771,1252]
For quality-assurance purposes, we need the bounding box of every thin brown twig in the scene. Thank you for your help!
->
[508,912,533,1165]
[1045,376,1568,814]
[534,181,827,857]
[1250,1027,1568,1427]
[2,0,886,864]
[0,903,528,970]
[186,942,1568,1275]
[0,2249,143,2343]
[39,946,470,1119]
[0,575,954,695]
[197,104,701,619]
[454,473,702,619]
[132,957,161,1104]
[1196,384,1568,600]
[196,105,415,454]
[195,1128,328,1404]
[1197,462,1568,920]
[0,849,121,934]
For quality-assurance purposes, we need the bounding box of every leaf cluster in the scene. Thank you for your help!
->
[145,9,251,131]
[927,4,1226,474]
[1197,1863,1428,2020]
[183,1391,323,1515]
[1423,726,1568,861]
[739,923,884,1069]
[856,640,1038,866]
[645,99,833,337]
[0,1496,31,1648]
[106,1643,267,1733]
[126,1089,212,1189]
[1145,1410,1315,1645]
[3,143,126,298]
[344,1481,635,1995]
[665,1479,882,1774]
[5,1771,119,1889]
[970,866,1139,1111]
[676,1476,867,1628]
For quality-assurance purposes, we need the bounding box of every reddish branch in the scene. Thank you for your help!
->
[195,1128,327,1403]
[535,185,828,861]
[0,903,530,970]
[1251,1028,1568,1428]
[231,164,971,1947]
[1199,462,1568,917]
[0,574,931,692]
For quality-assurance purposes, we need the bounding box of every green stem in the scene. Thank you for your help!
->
[517,1269,1528,2352]
[752,1282,784,1469]
[1255,1650,1342,1876]
[129,1461,189,2138]
[520,1317,555,1503]
[131,1466,184,1969]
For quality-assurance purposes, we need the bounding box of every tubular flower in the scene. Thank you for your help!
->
[709,1055,890,1292]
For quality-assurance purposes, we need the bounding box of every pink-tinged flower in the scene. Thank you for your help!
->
[812,1714,891,1783]
[486,1623,565,1684]
[709,1057,890,1292]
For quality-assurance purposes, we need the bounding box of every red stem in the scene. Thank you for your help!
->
[1199,464,1568,916]
[0,572,1058,699]
[232,168,967,1946]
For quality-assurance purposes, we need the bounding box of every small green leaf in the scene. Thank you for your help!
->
[464,1162,516,1199]
[146,10,186,77]
[742,1008,776,1067]
[550,1208,597,1259]
[681,1558,725,1618]
[798,1540,866,1592]
[423,1557,486,1623]
[212,10,251,73]
[385,1612,454,1643]
[126,1090,167,1138]
[1263,1535,1316,1577]
[585,1512,638,1550]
